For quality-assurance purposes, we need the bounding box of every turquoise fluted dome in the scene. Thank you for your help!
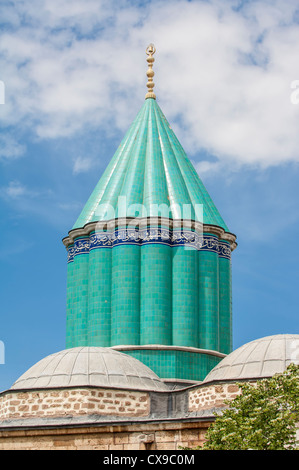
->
[63,94,237,385]
[72,98,229,232]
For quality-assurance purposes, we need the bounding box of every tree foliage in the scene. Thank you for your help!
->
[201,363,299,450]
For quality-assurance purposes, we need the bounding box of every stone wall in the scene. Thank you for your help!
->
[0,381,246,450]
[0,388,150,420]
[0,421,210,450]
[0,381,244,423]
[188,382,241,411]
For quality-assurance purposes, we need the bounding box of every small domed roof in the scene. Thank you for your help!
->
[204,334,299,383]
[11,347,168,391]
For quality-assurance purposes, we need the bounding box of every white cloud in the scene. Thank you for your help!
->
[194,160,224,177]
[1,181,53,203]
[0,134,26,160]
[0,179,70,228]
[0,0,299,170]
[73,156,94,174]
[1,181,36,199]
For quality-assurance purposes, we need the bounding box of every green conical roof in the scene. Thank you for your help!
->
[73,98,229,232]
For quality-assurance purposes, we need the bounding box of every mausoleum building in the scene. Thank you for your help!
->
[0,46,297,451]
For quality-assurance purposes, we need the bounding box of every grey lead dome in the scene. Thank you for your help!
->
[11,347,168,391]
[203,334,299,383]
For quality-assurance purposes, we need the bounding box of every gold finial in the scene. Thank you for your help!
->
[145,43,156,100]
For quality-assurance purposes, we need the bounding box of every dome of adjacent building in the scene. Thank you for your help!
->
[203,334,299,383]
[11,347,169,391]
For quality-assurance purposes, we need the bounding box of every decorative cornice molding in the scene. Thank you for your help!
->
[65,227,233,263]
[111,344,226,359]
[63,217,237,252]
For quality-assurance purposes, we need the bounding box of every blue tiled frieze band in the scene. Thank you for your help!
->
[67,228,231,263]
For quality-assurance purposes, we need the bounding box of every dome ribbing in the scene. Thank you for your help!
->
[72,98,229,232]
[203,334,299,383]
[11,347,168,391]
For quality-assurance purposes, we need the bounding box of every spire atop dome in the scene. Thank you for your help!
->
[145,43,156,100]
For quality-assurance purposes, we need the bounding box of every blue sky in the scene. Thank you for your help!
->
[0,0,299,391]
